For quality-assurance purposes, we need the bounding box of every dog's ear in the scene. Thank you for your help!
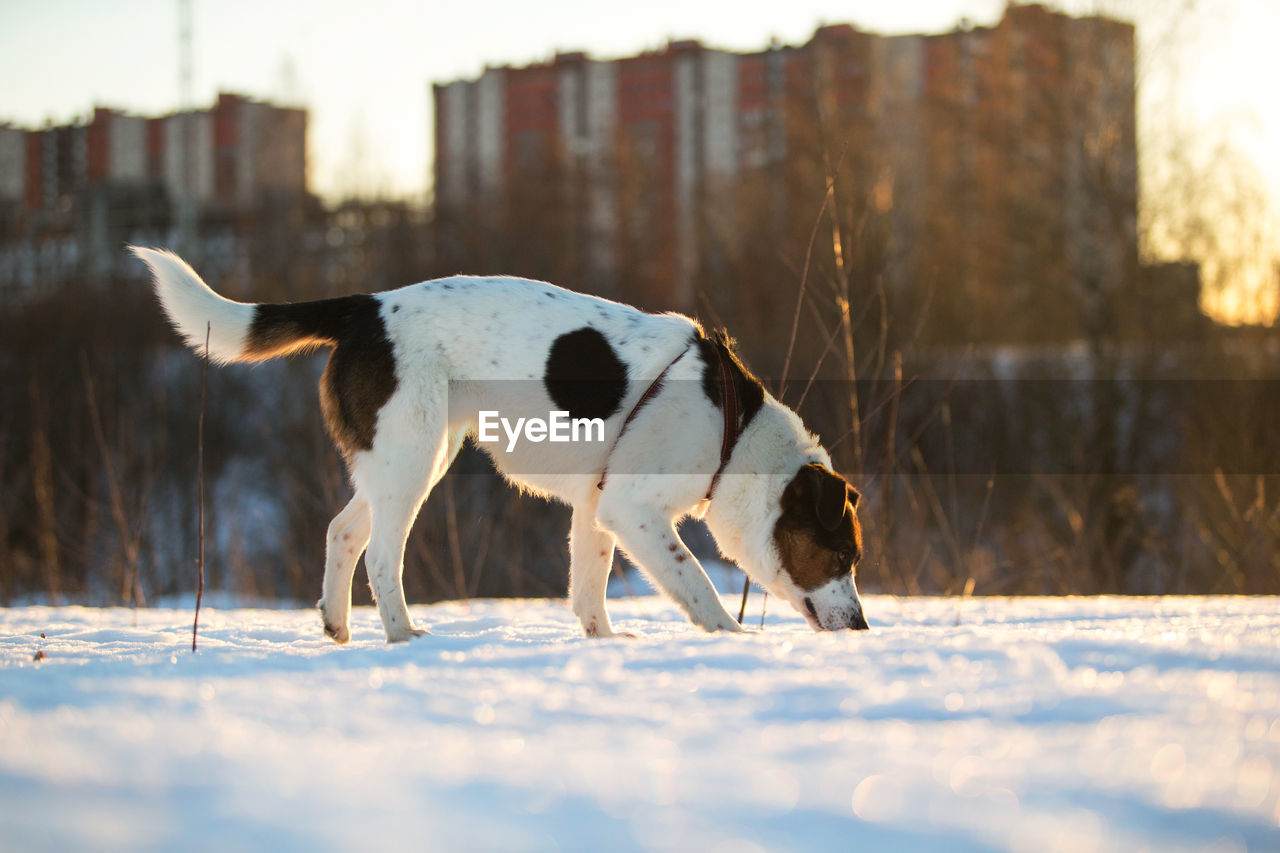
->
[797,463,849,532]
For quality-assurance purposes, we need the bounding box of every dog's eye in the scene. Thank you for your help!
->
[837,549,853,570]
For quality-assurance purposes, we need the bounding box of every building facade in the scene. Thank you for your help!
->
[0,94,308,302]
[2,93,306,217]
[433,4,1137,343]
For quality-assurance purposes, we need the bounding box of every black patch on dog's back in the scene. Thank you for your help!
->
[544,327,628,421]
[695,330,765,431]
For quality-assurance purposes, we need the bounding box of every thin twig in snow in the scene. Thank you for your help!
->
[193,324,208,653]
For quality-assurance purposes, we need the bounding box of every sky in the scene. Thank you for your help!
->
[1,0,1278,317]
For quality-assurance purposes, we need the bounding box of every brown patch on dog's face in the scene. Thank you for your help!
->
[773,463,862,592]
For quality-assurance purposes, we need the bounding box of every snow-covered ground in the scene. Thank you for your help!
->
[2,595,1279,852]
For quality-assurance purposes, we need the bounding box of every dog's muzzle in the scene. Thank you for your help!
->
[803,593,870,631]
[800,573,871,631]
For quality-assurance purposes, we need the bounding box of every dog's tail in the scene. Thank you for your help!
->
[130,246,346,365]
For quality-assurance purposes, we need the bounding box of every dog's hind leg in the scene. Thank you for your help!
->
[352,413,459,643]
[363,492,428,643]
[317,493,370,644]
[569,509,622,637]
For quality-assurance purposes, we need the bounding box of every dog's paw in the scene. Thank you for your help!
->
[386,626,431,644]
[582,619,633,639]
[318,602,351,644]
[323,622,351,644]
[586,628,637,639]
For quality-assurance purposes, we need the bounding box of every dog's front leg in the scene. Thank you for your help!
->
[568,510,623,637]
[599,503,743,633]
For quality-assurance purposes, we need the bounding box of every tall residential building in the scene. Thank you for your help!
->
[0,93,308,302]
[434,41,745,307]
[432,4,1137,342]
[0,124,27,209]
[4,93,306,217]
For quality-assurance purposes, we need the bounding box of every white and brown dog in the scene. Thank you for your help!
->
[132,247,868,642]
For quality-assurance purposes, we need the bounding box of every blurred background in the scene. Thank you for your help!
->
[1,0,1278,606]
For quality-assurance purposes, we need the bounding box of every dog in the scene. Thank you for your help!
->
[131,247,868,642]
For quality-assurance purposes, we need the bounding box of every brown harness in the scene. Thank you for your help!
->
[597,339,742,501]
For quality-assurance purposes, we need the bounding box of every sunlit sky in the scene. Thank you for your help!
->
[2,0,1278,319]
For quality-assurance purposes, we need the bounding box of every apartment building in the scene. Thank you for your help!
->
[0,94,308,302]
[433,4,1137,341]
[2,93,306,216]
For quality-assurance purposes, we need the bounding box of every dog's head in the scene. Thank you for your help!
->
[769,462,868,631]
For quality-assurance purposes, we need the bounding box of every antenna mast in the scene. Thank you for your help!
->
[177,0,197,254]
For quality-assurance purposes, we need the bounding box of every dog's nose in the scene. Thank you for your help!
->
[850,611,869,631]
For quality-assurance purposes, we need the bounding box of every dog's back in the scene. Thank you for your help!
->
[381,275,704,491]
[131,246,698,470]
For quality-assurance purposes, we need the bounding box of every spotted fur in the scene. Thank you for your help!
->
[544,327,628,422]
[130,246,868,642]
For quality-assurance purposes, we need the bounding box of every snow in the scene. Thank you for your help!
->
[2,595,1279,852]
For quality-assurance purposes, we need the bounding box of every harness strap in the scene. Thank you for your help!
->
[596,345,690,491]
[706,341,740,501]
[596,338,744,502]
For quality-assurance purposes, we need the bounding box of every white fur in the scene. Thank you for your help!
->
[130,247,253,364]
[799,575,866,631]
[135,251,864,642]
[703,403,841,622]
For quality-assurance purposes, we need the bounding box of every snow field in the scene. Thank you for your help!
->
[1,595,1279,852]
